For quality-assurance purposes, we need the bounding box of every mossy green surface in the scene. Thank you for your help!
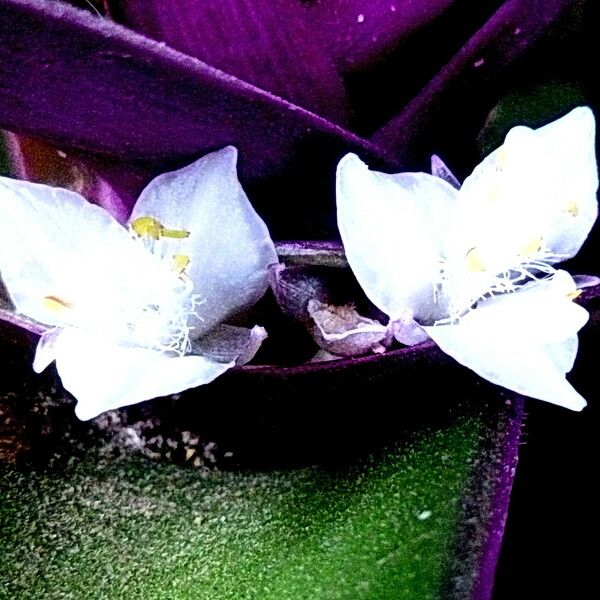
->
[0,412,491,600]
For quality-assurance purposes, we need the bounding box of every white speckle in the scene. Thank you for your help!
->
[357,14,365,23]
[515,27,522,35]
[417,510,432,520]
[474,58,485,68]
[390,4,396,12]
[56,150,67,158]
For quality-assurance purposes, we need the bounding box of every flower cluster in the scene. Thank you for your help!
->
[0,108,597,417]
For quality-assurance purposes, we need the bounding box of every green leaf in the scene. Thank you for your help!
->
[0,394,520,600]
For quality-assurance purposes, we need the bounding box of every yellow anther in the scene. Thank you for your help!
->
[172,254,190,276]
[565,202,579,217]
[161,228,190,239]
[131,216,164,240]
[519,237,543,258]
[43,295,72,312]
[465,247,486,272]
[130,216,190,240]
[567,290,583,301]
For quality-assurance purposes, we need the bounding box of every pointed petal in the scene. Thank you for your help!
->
[131,147,277,335]
[0,176,171,328]
[192,324,267,366]
[424,272,588,410]
[51,328,233,420]
[336,153,457,322]
[528,107,598,259]
[455,107,598,265]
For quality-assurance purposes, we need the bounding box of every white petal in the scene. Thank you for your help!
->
[0,176,173,329]
[50,328,233,420]
[192,323,267,366]
[451,107,597,270]
[424,272,588,410]
[130,147,278,336]
[525,107,597,260]
[336,153,458,322]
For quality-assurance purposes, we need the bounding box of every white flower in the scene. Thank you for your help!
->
[336,107,598,410]
[0,147,277,419]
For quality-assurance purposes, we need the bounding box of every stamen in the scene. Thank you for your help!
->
[43,295,73,312]
[161,228,190,239]
[172,254,190,276]
[567,290,583,300]
[130,216,190,240]
[565,202,579,217]
[131,216,163,240]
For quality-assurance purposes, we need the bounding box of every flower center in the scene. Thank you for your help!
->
[130,216,190,241]
[437,233,564,322]
[124,215,203,355]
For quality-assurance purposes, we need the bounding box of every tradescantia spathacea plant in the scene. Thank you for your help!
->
[0,2,597,598]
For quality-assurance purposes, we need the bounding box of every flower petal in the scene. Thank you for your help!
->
[50,328,233,420]
[192,324,267,366]
[336,153,458,322]
[423,272,588,410]
[130,147,278,336]
[455,107,598,265]
[526,106,598,259]
[0,176,171,328]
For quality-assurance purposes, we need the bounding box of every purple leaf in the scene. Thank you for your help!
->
[371,0,575,164]
[110,0,350,125]
[309,0,456,72]
[0,0,391,181]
